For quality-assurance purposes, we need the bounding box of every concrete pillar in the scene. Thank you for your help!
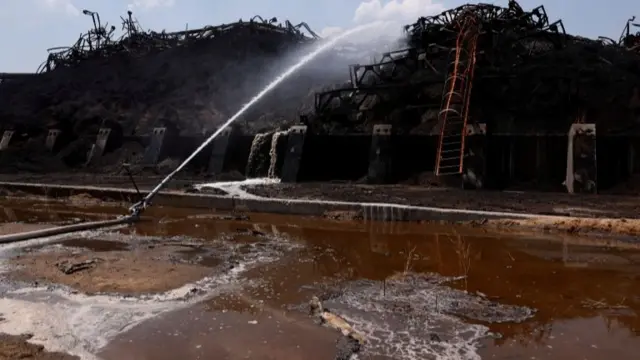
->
[0,130,14,151]
[462,123,486,189]
[206,127,232,176]
[45,129,62,152]
[565,123,596,194]
[367,124,392,184]
[142,127,168,166]
[85,128,112,165]
[281,125,307,183]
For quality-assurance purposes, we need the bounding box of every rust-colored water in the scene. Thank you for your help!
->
[2,199,640,359]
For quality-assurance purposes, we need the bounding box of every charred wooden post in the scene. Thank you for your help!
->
[206,127,232,176]
[565,124,596,193]
[367,124,393,184]
[281,125,307,183]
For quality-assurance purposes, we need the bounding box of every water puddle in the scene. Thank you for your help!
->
[0,202,640,359]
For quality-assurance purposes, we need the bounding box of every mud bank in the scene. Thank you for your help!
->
[9,240,213,294]
[470,216,640,238]
[1,180,640,238]
[246,183,640,219]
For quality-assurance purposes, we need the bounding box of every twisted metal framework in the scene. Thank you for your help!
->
[310,0,640,135]
[36,10,318,73]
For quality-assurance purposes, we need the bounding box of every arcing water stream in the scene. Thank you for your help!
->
[133,23,379,213]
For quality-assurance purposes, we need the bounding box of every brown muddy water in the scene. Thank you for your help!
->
[0,199,639,359]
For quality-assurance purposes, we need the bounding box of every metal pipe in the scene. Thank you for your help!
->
[0,215,137,244]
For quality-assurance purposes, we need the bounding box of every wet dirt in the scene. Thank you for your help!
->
[0,334,78,360]
[57,238,129,252]
[8,241,217,294]
[1,200,640,359]
[475,216,640,237]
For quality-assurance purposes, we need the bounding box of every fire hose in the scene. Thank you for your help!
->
[0,132,218,245]
[0,97,243,245]
[0,127,226,245]
[0,215,138,244]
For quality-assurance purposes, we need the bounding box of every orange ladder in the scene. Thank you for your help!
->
[434,15,479,176]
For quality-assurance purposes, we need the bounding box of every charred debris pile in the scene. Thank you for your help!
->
[308,1,640,135]
[0,11,346,139]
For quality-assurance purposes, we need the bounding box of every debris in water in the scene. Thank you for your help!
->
[305,273,536,359]
[55,259,101,275]
[309,296,366,344]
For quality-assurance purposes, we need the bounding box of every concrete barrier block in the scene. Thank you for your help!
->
[206,127,232,176]
[281,126,307,183]
[367,124,393,184]
[142,127,168,165]
[86,128,112,165]
[45,129,62,152]
[565,123,596,193]
[0,130,14,151]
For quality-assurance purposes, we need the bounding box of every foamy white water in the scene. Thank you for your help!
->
[314,274,534,360]
[195,178,278,198]
[0,229,301,359]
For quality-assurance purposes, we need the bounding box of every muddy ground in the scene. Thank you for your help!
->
[2,173,639,218]
[9,240,215,294]
[0,199,640,359]
[3,174,640,237]
[245,183,640,218]
[0,334,78,360]
[242,183,640,237]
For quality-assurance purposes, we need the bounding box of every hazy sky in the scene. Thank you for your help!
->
[0,0,637,72]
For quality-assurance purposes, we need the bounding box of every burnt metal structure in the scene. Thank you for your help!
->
[308,0,640,177]
[311,1,570,130]
[0,9,324,139]
[37,10,317,73]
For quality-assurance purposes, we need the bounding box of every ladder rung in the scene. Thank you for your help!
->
[440,156,461,162]
[438,164,461,169]
[438,171,462,175]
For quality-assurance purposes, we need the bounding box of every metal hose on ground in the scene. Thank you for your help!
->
[0,214,138,244]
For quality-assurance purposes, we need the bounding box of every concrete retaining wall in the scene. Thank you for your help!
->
[2,124,639,192]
